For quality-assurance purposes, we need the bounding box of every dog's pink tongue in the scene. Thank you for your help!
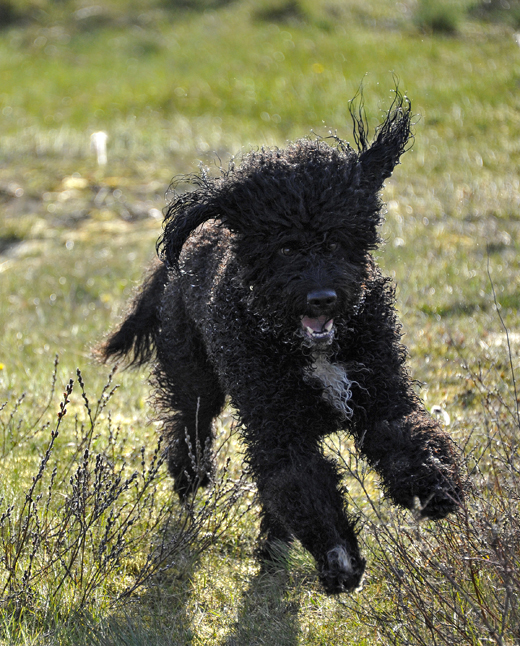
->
[302,315,331,334]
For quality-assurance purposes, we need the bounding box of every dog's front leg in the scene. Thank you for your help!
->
[252,447,366,594]
[212,321,365,592]
[355,410,463,519]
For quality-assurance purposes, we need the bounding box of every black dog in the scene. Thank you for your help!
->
[100,91,462,594]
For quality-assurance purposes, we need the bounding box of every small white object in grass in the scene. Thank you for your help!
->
[90,131,108,166]
[149,208,162,220]
[431,405,450,426]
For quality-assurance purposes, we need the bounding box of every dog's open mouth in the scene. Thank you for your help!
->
[301,315,334,344]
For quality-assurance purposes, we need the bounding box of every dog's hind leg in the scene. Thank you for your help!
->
[256,508,293,562]
[155,360,226,500]
[154,289,226,500]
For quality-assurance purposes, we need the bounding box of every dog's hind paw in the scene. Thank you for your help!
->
[319,546,366,594]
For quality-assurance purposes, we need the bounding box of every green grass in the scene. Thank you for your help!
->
[1,0,520,643]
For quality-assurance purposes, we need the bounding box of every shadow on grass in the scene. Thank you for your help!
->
[420,292,519,318]
[161,0,236,12]
[81,547,201,645]
[218,557,301,646]
[82,545,302,646]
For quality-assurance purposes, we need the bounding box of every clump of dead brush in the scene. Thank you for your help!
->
[0,358,250,630]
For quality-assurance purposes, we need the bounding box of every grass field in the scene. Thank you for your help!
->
[1,0,520,643]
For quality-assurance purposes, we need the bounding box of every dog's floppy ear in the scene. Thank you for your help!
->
[350,88,413,190]
[157,176,219,268]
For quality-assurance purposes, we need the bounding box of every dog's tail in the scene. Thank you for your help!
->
[96,260,168,368]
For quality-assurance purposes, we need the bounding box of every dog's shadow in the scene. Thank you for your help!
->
[218,574,299,646]
[85,528,312,645]
[218,544,310,646]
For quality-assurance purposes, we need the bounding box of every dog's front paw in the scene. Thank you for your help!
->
[319,546,365,594]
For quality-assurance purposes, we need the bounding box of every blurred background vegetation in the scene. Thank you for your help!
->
[0,0,519,644]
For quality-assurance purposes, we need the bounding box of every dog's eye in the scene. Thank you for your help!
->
[324,242,339,255]
[279,247,295,257]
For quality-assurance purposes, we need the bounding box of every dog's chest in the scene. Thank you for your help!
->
[305,355,354,420]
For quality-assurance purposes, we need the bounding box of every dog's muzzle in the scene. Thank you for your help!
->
[301,314,334,343]
[301,289,337,344]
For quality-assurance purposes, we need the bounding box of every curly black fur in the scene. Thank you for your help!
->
[99,90,463,594]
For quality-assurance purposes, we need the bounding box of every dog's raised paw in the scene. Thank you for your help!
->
[319,545,366,594]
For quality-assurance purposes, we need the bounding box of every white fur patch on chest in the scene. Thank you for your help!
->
[306,355,354,420]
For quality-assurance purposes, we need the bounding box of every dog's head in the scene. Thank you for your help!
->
[159,90,412,346]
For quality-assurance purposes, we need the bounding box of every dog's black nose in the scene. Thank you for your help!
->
[307,289,337,310]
